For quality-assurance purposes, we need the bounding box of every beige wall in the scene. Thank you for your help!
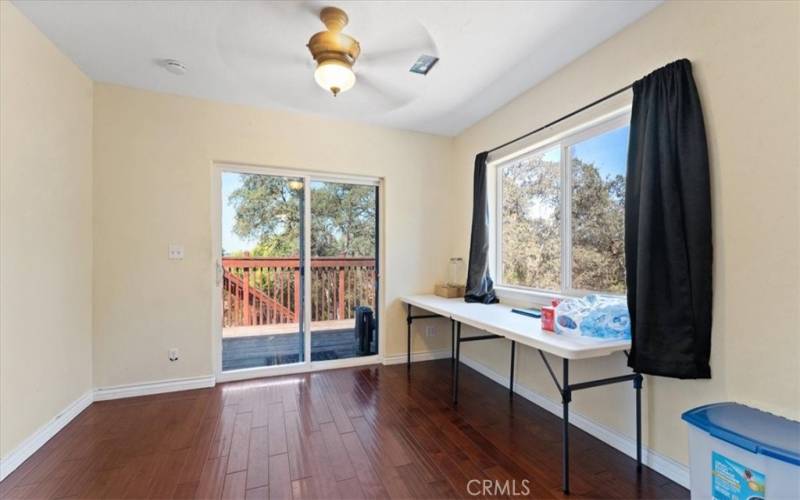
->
[92,84,454,388]
[451,0,800,466]
[0,2,94,459]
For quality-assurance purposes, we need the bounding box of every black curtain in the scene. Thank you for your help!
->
[465,152,498,304]
[625,59,712,379]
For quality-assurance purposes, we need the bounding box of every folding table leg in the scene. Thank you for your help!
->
[451,319,455,362]
[509,341,516,399]
[635,373,643,470]
[562,358,571,494]
[406,303,412,370]
[452,321,461,405]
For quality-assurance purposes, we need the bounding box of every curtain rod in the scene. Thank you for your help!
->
[487,83,633,155]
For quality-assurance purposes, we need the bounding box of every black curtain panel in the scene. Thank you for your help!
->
[625,59,713,379]
[465,152,499,304]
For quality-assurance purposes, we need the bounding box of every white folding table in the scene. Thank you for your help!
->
[402,294,643,494]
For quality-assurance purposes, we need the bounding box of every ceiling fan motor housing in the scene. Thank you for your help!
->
[307,31,360,66]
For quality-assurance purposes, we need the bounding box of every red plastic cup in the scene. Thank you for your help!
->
[541,306,555,332]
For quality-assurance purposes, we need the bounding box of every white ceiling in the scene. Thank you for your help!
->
[13,0,660,136]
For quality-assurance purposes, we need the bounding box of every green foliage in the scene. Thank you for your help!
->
[228,175,376,258]
[229,175,302,257]
[229,160,624,295]
[310,182,376,257]
[501,155,625,293]
[501,154,561,290]
[571,159,625,293]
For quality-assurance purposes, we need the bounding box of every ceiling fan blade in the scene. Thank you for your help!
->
[298,1,324,20]
[260,0,321,21]
[358,20,437,66]
[221,43,312,68]
[359,46,432,66]
[216,1,315,72]
[356,73,415,109]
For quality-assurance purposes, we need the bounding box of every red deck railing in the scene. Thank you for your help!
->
[222,256,376,327]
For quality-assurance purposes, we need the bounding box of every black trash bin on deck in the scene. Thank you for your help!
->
[354,306,376,356]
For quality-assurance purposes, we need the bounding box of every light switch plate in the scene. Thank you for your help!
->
[168,244,184,260]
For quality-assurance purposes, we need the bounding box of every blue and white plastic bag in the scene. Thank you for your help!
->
[554,294,631,340]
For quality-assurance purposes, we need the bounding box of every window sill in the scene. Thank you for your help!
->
[494,285,625,307]
[493,286,569,307]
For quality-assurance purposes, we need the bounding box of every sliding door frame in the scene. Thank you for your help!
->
[211,162,384,383]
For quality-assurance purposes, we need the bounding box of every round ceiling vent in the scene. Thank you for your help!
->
[159,59,187,75]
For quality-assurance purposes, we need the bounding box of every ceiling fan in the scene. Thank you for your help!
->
[216,2,437,109]
[306,7,360,96]
[304,4,439,101]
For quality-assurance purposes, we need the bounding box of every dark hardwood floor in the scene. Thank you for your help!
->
[0,360,688,499]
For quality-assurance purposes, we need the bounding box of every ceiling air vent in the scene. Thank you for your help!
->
[159,59,187,75]
[410,55,439,75]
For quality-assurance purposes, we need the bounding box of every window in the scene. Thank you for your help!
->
[497,114,629,296]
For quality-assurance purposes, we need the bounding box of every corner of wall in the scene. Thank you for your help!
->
[0,0,95,475]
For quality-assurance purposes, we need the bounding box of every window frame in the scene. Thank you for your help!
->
[493,108,631,303]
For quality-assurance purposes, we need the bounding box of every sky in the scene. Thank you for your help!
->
[571,124,630,178]
[221,172,253,254]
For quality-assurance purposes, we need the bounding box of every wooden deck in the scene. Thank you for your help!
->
[222,324,373,371]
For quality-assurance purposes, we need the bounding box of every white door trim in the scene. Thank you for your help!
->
[210,161,384,382]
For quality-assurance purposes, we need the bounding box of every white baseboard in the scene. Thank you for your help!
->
[93,375,216,401]
[459,354,690,489]
[1,376,217,481]
[382,348,452,365]
[0,390,93,481]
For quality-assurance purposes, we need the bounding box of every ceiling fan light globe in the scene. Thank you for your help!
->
[314,60,356,96]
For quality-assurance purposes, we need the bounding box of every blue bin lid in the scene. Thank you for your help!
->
[682,402,800,466]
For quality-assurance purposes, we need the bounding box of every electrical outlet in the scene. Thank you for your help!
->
[169,348,179,361]
[168,244,184,260]
[425,326,435,337]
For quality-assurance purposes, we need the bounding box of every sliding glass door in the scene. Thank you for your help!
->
[309,181,378,361]
[220,172,305,371]
[218,168,379,374]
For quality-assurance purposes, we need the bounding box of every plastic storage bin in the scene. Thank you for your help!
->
[682,403,800,499]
